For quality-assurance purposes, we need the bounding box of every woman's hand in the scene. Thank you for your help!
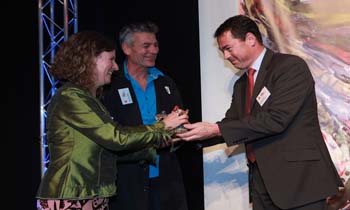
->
[162,109,189,130]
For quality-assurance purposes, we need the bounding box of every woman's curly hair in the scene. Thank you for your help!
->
[50,31,115,90]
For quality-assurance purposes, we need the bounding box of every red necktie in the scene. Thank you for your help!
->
[246,68,256,162]
[246,68,255,114]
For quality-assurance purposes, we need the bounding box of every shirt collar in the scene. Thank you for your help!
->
[123,60,164,81]
[250,47,266,73]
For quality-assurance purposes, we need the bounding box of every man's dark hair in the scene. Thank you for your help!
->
[214,15,263,44]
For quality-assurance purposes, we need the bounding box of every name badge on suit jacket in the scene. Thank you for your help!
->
[257,86,271,107]
[118,88,133,105]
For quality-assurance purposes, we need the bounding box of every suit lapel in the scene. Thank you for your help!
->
[117,70,144,124]
[251,49,274,110]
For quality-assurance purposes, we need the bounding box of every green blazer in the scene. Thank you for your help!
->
[36,83,169,200]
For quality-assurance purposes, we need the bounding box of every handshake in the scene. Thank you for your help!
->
[156,105,219,143]
[156,106,189,134]
[154,105,220,147]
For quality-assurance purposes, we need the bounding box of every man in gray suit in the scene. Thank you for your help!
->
[177,15,343,210]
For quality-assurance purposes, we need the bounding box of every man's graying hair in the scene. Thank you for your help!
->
[119,21,159,46]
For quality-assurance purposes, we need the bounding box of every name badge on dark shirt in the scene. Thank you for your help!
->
[118,88,133,105]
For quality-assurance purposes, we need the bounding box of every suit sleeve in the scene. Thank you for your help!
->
[218,56,315,145]
[221,79,243,123]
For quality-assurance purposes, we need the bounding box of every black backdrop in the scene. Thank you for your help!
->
[22,0,203,209]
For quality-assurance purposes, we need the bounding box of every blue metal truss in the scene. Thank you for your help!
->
[38,0,78,176]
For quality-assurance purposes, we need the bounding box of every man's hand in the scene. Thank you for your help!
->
[326,180,350,210]
[176,122,221,141]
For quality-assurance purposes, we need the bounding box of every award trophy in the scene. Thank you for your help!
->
[155,106,189,134]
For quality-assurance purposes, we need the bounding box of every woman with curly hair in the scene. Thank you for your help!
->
[36,31,188,210]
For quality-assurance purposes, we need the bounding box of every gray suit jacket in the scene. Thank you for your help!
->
[218,49,343,209]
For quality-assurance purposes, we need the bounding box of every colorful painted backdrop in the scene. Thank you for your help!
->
[199,0,350,209]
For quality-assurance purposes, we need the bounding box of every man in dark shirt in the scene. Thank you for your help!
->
[103,21,188,210]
